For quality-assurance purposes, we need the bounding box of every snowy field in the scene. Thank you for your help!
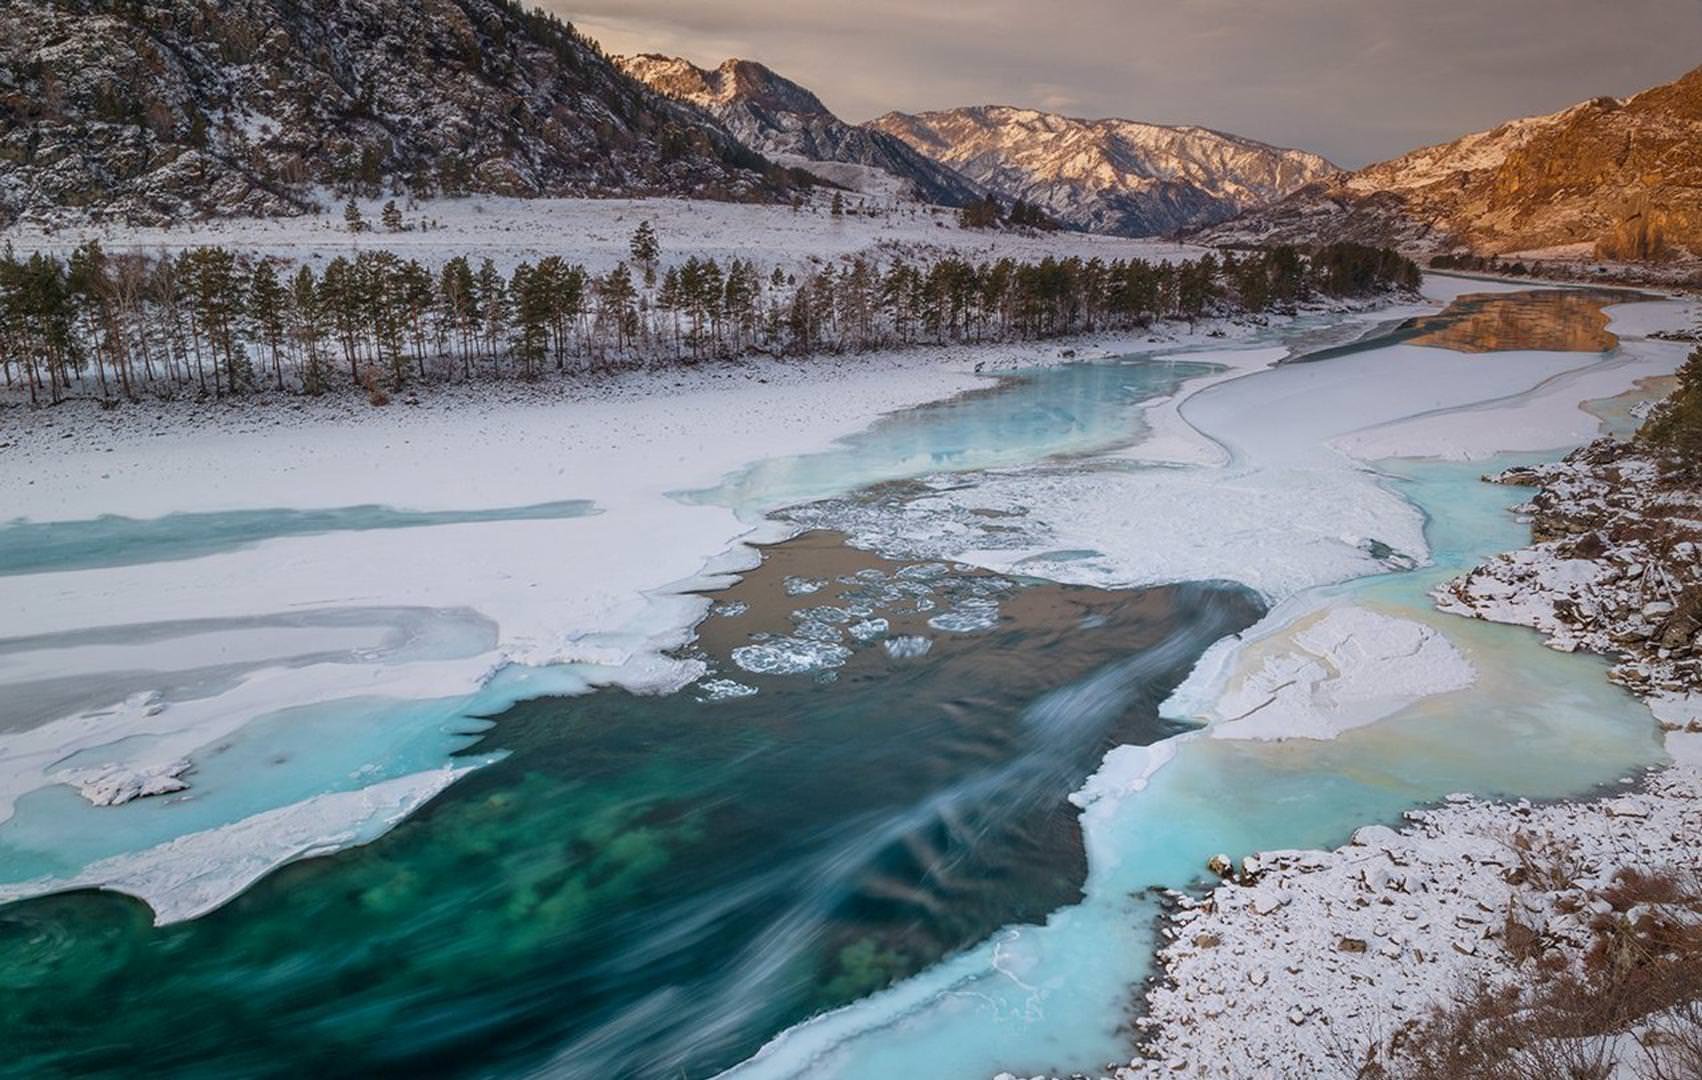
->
[0,192,1209,277]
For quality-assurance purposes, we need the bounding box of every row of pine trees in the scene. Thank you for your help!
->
[0,235,1418,405]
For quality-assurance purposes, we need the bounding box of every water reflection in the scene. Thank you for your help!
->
[1297,287,1649,362]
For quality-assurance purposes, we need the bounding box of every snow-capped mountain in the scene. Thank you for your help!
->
[1202,65,1702,259]
[869,106,1339,236]
[615,55,983,207]
[0,0,779,226]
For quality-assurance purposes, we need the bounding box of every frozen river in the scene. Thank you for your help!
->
[0,276,1695,1077]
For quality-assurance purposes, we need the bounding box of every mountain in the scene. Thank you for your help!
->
[1201,65,1702,259]
[0,0,780,226]
[615,54,983,207]
[869,106,1338,236]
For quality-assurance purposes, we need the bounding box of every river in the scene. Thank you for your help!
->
[0,279,1688,1079]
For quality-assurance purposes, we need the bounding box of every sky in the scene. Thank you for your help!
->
[561,0,1702,168]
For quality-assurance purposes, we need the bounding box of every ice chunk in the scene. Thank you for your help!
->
[793,605,853,625]
[731,638,852,675]
[897,562,951,581]
[848,618,890,642]
[56,760,193,807]
[927,597,1003,633]
[793,621,845,644]
[782,576,828,596]
[697,679,759,702]
[884,636,934,659]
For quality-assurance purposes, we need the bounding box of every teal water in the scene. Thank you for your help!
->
[689,358,1219,514]
[0,500,598,575]
[0,562,1259,1079]
[723,452,1663,1080]
[0,290,1678,1080]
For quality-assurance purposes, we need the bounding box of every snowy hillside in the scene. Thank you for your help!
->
[0,0,783,227]
[1202,64,1702,259]
[870,106,1338,237]
[616,55,984,208]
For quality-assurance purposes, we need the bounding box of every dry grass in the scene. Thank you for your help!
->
[1352,865,1702,1080]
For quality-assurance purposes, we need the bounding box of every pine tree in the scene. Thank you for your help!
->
[474,258,508,372]
[289,265,327,394]
[830,192,845,218]
[344,197,366,234]
[629,220,659,273]
[381,200,404,233]
[248,260,288,391]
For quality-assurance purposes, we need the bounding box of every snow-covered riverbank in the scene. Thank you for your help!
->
[1120,372,1702,1077]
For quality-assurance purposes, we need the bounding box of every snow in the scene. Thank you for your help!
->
[54,758,192,807]
[0,191,1240,922]
[1127,761,1702,1078]
[0,766,474,925]
[0,193,1208,279]
[1206,605,1476,741]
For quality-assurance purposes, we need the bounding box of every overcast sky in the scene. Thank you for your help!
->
[560,0,1702,167]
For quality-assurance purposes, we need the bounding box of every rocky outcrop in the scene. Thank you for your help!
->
[1435,437,1702,720]
[869,106,1338,237]
[615,54,983,207]
[0,0,778,226]
[1203,65,1702,259]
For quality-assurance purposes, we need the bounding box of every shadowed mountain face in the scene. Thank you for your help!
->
[0,0,781,226]
[1202,65,1702,259]
[616,54,984,207]
[869,105,1338,237]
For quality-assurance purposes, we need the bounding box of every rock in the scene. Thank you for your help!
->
[1207,853,1235,879]
[1351,824,1402,847]
[1337,937,1369,953]
[1604,796,1651,818]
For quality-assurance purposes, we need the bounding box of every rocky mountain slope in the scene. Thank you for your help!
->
[615,54,982,207]
[869,106,1338,236]
[0,0,780,226]
[1202,65,1702,259]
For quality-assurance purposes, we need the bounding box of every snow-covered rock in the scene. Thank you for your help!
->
[870,106,1337,237]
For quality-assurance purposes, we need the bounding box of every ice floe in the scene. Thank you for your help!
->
[1207,605,1476,741]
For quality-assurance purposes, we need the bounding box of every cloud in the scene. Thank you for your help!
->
[558,0,1702,167]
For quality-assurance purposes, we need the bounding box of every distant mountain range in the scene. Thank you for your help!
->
[614,54,984,208]
[0,0,781,226]
[1202,65,1702,259]
[620,54,1339,237]
[5,4,1693,261]
[870,107,1338,237]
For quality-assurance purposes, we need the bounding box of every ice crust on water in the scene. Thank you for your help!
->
[781,576,827,596]
[730,638,853,675]
[56,759,193,807]
[696,678,759,702]
[883,636,934,659]
[792,621,845,644]
[712,600,750,617]
[927,597,1003,633]
[848,618,890,642]
[793,605,852,625]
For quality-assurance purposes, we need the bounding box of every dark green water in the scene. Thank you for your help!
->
[0,538,1259,1079]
